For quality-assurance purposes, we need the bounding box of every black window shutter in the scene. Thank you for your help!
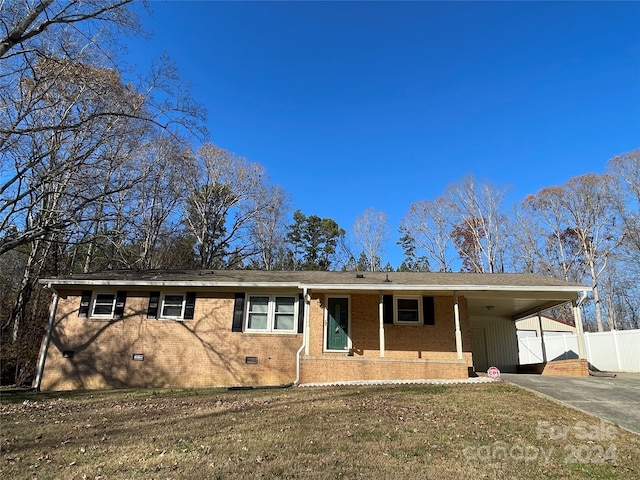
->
[232,293,245,332]
[114,291,127,319]
[297,293,305,333]
[423,296,435,325]
[147,291,160,318]
[184,292,196,319]
[78,291,92,318]
[383,295,394,324]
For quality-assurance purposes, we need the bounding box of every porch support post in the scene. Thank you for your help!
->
[379,294,385,358]
[572,298,587,360]
[453,292,463,360]
[537,311,548,363]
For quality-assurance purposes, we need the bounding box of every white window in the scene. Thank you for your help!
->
[160,293,186,319]
[245,295,297,333]
[394,296,423,325]
[91,292,117,317]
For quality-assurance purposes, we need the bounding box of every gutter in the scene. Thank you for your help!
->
[33,285,58,391]
[38,277,587,294]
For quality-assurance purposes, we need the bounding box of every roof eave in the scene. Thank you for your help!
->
[38,278,588,293]
[38,279,303,289]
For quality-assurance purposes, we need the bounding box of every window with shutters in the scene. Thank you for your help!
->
[159,293,185,319]
[85,291,126,319]
[91,292,117,318]
[147,292,195,320]
[161,294,185,318]
[394,296,423,325]
[244,295,298,333]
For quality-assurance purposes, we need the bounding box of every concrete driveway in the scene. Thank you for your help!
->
[501,373,640,436]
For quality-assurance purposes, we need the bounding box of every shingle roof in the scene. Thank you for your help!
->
[39,269,586,292]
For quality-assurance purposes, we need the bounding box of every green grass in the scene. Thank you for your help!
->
[1,383,639,479]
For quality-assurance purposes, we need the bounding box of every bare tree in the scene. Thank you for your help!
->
[605,149,640,330]
[76,133,196,271]
[507,205,544,274]
[247,186,291,270]
[351,208,388,272]
[447,175,509,273]
[0,1,136,60]
[1,58,152,256]
[0,0,204,385]
[608,149,640,253]
[2,58,161,350]
[1,3,204,256]
[131,139,195,269]
[595,248,640,331]
[525,174,623,331]
[0,1,141,153]
[183,144,276,269]
[399,197,454,272]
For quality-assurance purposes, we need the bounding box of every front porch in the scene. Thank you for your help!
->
[298,291,474,384]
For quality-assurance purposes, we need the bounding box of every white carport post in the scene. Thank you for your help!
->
[379,294,385,357]
[537,311,548,362]
[453,292,463,360]
[572,293,587,360]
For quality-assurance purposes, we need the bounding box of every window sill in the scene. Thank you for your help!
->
[87,316,118,322]
[243,330,299,335]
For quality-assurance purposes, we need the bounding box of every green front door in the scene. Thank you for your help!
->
[326,297,349,351]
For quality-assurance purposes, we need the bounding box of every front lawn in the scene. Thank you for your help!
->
[1,383,638,479]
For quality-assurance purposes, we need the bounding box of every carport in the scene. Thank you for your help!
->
[463,283,589,374]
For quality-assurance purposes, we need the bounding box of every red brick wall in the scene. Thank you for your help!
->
[300,293,472,383]
[41,290,474,390]
[41,290,301,390]
[542,359,589,377]
[300,357,469,383]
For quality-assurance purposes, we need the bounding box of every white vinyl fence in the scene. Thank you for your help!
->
[518,329,640,373]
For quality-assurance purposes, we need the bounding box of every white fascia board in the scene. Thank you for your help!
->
[38,279,303,289]
[39,278,587,294]
[300,283,587,293]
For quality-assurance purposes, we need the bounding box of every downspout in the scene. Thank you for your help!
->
[577,290,588,309]
[232,288,310,391]
[379,294,385,358]
[33,285,59,391]
[294,287,310,385]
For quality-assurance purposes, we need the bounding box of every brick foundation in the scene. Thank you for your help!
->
[300,356,469,383]
[541,358,589,377]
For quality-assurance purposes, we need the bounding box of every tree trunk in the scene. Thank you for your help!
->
[11,240,41,342]
[588,260,604,332]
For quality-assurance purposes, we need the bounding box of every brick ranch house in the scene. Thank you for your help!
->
[35,270,590,391]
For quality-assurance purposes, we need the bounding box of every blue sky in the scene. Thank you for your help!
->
[126,1,640,267]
